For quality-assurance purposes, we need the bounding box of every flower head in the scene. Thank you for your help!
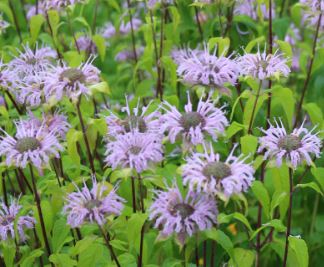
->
[234,0,275,21]
[258,119,322,169]
[63,177,125,228]
[0,60,13,90]
[8,44,56,78]
[119,17,142,35]
[44,57,100,101]
[76,36,97,55]
[175,44,238,88]
[0,13,9,34]
[0,199,35,241]
[106,97,160,137]
[100,22,116,39]
[115,47,144,62]
[0,117,63,169]
[161,92,228,146]
[237,47,290,80]
[149,184,218,244]
[44,0,84,10]
[183,143,255,197]
[105,131,163,173]
[300,0,324,29]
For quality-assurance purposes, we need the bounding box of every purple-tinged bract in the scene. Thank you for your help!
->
[0,199,35,241]
[0,117,64,169]
[258,119,322,169]
[161,93,228,146]
[183,143,255,197]
[105,131,163,173]
[149,185,218,244]
[63,177,125,228]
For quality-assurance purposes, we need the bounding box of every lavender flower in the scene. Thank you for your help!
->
[234,0,275,20]
[258,119,322,169]
[300,0,324,29]
[76,36,97,55]
[161,93,228,146]
[149,185,218,244]
[115,47,144,62]
[44,0,84,10]
[0,60,13,90]
[0,199,35,241]
[237,47,290,80]
[119,18,142,35]
[106,97,160,137]
[100,22,116,39]
[44,57,100,101]
[105,131,163,173]
[26,3,46,20]
[175,44,238,88]
[21,111,70,139]
[147,0,173,9]
[8,44,56,78]
[183,143,255,197]
[63,177,125,228]
[0,118,63,169]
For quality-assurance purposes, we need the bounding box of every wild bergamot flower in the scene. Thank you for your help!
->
[149,184,218,244]
[183,143,255,197]
[258,119,322,169]
[161,92,228,146]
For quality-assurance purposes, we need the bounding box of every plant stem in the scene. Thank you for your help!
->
[5,91,23,115]
[266,0,273,127]
[195,245,199,266]
[203,241,207,267]
[66,9,80,54]
[283,168,293,267]
[45,11,63,61]
[98,225,121,267]
[131,176,137,212]
[194,7,203,41]
[29,165,52,257]
[138,174,145,267]
[8,0,22,43]
[76,99,96,175]
[126,0,138,63]
[294,13,322,128]
[210,241,215,267]
[1,171,8,206]
[18,169,33,194]
[255,161,266,267]
[248,81,262,134]
[156,2,165,100]
[309,194,319,236]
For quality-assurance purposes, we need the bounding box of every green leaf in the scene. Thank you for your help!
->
[52,218,71,253]
[250,219,286,240]
[245,36,265,53]
[311,168,324,191]
[20,249,44,267]
[110,239,129,252]
[204,229,234,259]
[127,213,148,253]
[251,181,270,219]
[275,40,292,60]
[77,243,105,267]
[34,200,54,248]
[271,87,295,128]
[66,129,83,167]
[288,237,309,267]
[29,14,45,45]
[229,248,255,267]
[1,242,15,267]
[296,182,323,195]
[92,34,106,61]
[208,37,230,56]
[69,236,99,256]
[47,10,60,40]
[89,81,110,95]
[226,122,245,138]
[270,191,287,219]
[303,103,323,126]
[50,253,77,267]
[240,135,258,155]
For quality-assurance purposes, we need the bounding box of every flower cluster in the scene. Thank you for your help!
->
[0,199,35,242]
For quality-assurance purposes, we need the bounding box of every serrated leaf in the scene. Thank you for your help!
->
[252,181,270,219]
[240,135,258,155]
[92,34,106,61]
[288,237,309,267]
[296,182,323,195]
[52,218,71,253]
[30,14,45,44]
[229,248,255,267]
[204,229,235,259]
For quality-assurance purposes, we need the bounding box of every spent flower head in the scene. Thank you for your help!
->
[258,119,322,169]
[149,184,218,244]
